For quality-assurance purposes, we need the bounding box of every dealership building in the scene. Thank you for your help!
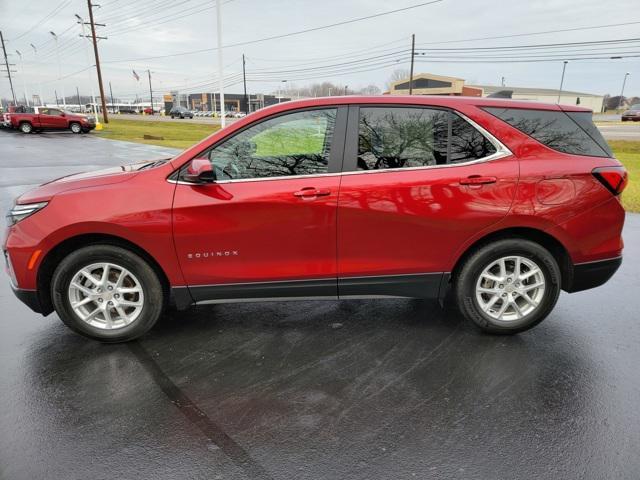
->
[388,73,605,112]
[163,92,290,114]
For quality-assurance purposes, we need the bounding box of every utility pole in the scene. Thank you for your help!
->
[557,60,568,103]
[55,90,59,106]
[242,53,248,113]
[87,0,109,123]
[109,81,115,113]
[147,70,153,114]
[409,33,415,95]
[76,14,99,122]
[15,50,29,106]
[216,0,226,127]
[0,31,17,105]
[76,86,81,110]
[501,76,505,87]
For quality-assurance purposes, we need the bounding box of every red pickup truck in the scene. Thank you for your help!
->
[2,107,96,134]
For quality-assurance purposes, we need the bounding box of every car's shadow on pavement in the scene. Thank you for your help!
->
[21,298,600,479]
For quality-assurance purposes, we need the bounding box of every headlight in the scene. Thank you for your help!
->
[6,202,48,226]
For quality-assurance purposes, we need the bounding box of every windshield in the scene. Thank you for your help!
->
[629,104,640,110]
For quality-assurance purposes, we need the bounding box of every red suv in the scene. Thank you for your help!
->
[3,96,627,342]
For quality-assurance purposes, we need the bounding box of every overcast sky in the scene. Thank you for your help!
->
[0,0,638,103]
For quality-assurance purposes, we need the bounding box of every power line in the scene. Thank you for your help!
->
[102,0,444,63]
[418,20,640,46]
[9,0,71,41]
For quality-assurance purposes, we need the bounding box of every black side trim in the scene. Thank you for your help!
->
[189,278,337,303]
[338,273,443,299]
[565,257,622,293]
[12,288,52,315]
[170,286,194,310]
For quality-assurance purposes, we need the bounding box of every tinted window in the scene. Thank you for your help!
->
[357,107,496,170]
[191,108,336,180]
[450,113,497,163]
[483,107,611,158]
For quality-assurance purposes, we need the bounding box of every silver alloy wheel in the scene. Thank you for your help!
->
[70,122,81,133]
[475,255,546,322]
[20,122,32,133]
[68,262,145,330]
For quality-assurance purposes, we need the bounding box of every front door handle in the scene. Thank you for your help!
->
[293,187,331,198]
[460,175,497,185]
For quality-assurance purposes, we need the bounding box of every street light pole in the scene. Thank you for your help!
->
[557,60,568,104]
[50,31,66,108]
[15,50,29,106]
[30,43,44,105]
[215,0,226,127]
[618,72,630,111]
[278,80,287,103]
[147,70,153,115]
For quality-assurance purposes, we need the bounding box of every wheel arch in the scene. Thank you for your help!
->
[449,227,572,291]
[37,233,173,315]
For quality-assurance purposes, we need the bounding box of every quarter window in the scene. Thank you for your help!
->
[190,108,337,181]
[357,107,496,170]
[483,107,611,158]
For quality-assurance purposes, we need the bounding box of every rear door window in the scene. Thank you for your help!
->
[357,107,497,170]
[483,107,611,158]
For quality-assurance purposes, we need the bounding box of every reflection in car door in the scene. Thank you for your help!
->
[336,105,518,298]
[172,107,348,302]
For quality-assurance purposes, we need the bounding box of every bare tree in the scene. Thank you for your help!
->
[385,69,410,90]
[358,84,382,96]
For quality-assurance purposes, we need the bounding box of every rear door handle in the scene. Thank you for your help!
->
[293,187,331,198]
[460,175,497,185]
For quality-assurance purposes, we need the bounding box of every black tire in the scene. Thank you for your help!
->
[454,239,561,334]
[170,115,175,119]
[19,122,32,134]
[51,245,164,342]
[69,122,82,134]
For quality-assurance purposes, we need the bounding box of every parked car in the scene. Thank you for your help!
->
[232,111,246,118]
[169,106,193,119]
[4,107,95,134]
[621,104,640,121]
[3,96,626,342]
[143,107,157,115]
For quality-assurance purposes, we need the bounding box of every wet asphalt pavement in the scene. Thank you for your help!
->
[1,129,639,479]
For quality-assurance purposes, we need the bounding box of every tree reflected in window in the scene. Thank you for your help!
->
[358,107,496,170]
[483,107,610,158]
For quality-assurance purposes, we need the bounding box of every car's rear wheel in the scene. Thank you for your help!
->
[69,122,82,134]
[51,245,164,342]
[454,239,561,334]
[19,122,32,134]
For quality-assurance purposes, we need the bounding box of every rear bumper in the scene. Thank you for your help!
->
[564,256,622,293]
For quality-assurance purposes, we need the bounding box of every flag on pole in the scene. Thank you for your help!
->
[132,70,140,81]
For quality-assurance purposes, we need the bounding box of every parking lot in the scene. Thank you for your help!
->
[1,128,640,479]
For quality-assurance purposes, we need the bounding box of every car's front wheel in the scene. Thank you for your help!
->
[51,245,164,342]
[19,122,32,134]
[69,122,82,134]
[455,239,561,334]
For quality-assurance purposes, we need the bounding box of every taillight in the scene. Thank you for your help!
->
[592,166,628,195]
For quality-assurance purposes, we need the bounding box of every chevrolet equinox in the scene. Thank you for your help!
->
[3,97,627,342]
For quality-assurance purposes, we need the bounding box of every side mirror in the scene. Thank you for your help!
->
[183,158,216,184]
[60,112,66,117]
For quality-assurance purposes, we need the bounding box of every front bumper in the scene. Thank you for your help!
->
[11,287,49,314]
[564,256,622,293]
